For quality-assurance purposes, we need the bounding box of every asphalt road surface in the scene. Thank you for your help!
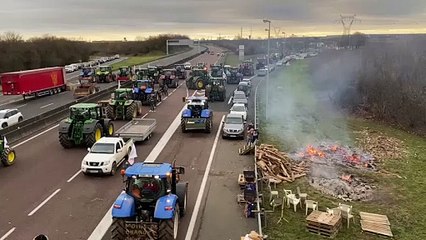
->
[0,48,202,121]
[0,46,264,240]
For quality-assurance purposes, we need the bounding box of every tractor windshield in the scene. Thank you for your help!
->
[100,67,110,72]
[129,177,165,201]
[90,143,114,154]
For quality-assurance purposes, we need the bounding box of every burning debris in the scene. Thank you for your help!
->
[355,128,407,161]
[310,175,375,202]
[256,144,308,184]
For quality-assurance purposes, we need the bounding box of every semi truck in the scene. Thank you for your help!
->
[1,67,67,99]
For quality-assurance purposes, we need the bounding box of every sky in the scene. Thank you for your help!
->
[1,0,426,41]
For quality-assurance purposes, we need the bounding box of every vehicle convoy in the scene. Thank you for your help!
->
[159,69,178,88]
[58,103,115,148]
[117,66,133,81]
[174,64,187,79]
[186,68,209,90]
[1,67,66,99]
[111,162,188,240]
[181,96,213,133]
[0,109,23,129]
[96,66,115,83]
[115,118,156,142]
[222,113,245,139]
[132,80,162,107]
[74,67,99,98]
[0,135,16,167]
[102,88,143,120]
[205,77,226,102]
[240,60,255,76]
[227,67,243,84]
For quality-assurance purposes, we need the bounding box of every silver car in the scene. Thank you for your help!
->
[222,113,245,139]
[232,90,248,106]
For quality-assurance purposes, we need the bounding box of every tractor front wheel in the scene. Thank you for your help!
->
[180,118,187,133]
[125,102,137,120]
[106,105,115,119]
[205,117,212,133]
[159,204,179,240]
[111,218,126,240]
[85,123,103,147]
[106,122,114,136]
[59,133,74,148]
[1,148,16,166]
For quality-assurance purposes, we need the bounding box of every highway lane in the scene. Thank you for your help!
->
[0,48,204,120]
[0,47,220,240]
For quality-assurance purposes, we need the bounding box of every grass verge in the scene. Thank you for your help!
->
[110,54,164,71]
[257,61,426,240]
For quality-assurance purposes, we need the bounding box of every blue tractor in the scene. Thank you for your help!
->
[181,96,213,133]
[111,162,188,240]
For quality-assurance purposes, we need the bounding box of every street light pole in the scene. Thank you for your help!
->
[263,19,271,120]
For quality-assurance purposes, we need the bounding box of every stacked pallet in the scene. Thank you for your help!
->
[255,144,308,184]
[306,211,342,238]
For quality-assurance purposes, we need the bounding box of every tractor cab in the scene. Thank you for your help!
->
[98,66,112,73]
[111,88,133,101]
[210,65,223,78]
[69,103,102,121]
[80,67,95,77]
[118,66,131,77]
[133,80,154,94]
[190,68,207,77]
[135,67,149,79]
[185,97,209,117]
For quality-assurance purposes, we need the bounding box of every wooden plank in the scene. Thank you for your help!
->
[361,220,393,237]
[360,212,390,225]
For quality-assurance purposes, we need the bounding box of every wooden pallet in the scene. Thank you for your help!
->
[360,212,393,237]
[239,144,255,155]
[306,211,341,238]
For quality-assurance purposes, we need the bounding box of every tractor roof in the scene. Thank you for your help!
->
[99,65,110,68]
[125,163,172,178]
[115,88,132,92]
[70,103,99,109]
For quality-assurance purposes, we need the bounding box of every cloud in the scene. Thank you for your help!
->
[1,0,426,40]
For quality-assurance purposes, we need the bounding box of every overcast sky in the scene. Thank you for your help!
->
[1,0,426,40]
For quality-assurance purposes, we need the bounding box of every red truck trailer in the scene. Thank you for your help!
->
[1,67,67,99]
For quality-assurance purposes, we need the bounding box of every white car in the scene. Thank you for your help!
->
[230,103,247,121]
[184,62,191,70]
[232,90,248,106]
[70,64,79,71]
[0,109,23,129]
[276,61,283,66]
[81,137,133,175]
[257,68,267,76]
[65,65,74,73]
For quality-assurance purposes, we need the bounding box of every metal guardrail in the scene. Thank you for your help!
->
[0,46,208,144]
[254,68,264,235]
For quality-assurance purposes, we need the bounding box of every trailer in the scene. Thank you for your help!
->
[115,118,156,142]
[1,67,67,99]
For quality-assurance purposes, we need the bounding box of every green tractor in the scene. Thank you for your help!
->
[117,66,133,81]
[205,77,226,102]
[104,88,142,120]
[0,136,16,167]
[58,103,114,148]
[96,66,115,83]
[186,68,209,90]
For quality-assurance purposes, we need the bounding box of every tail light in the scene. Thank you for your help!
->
[164,206,173,211]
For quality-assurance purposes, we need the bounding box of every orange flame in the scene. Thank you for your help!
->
[306,145,326,158]
[346,154,361,163]
[330,145,339,152]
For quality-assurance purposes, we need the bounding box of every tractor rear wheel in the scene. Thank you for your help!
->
[195,79,204,90]
[111,218,126,240]
[1,148,16,166]
[180,118,187,133]
[106,105,115,119]
[85,123,103,147]
[205,117,212,133]
[125,102,137,120]
[59,133,74,148]
[159,204,179,240]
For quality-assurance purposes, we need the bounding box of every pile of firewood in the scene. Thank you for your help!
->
[355,129,407,161]
[256,144,308,184]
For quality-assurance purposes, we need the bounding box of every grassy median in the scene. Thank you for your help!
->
[257,61,426,240]
[110,53,164,70]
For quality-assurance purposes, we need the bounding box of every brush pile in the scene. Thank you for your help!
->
[256,144,308,184]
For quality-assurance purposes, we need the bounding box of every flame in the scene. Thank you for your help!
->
[341,174,353,183]
[330,145,339,152]
[306,145,326,158]
[346,154,361,164]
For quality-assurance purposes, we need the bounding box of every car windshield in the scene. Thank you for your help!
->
[234,93,246,99]
[231,105,245,112]
[0,112,6,118]
[226,116,243,124]
[90,143,114,154]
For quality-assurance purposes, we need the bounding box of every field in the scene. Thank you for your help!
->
[257,60,426,240]
[110,53,164,70]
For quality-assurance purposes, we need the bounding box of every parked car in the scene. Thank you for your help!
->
[184,62,191,70]
[0,109,23,129]
[222,113,245,139]
[65,65,73,73]
[230,103,247,121]
[81,137,133,175]
[232,90,248,106]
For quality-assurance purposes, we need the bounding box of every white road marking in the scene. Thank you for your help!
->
[40,103,54,109]
[67,170,82,183]
[184,115,224,240]
[227,96,233,105]
[16,104,27,109]
[12,124,59,148]
[88,90,198,240]
[28,189,61,216]
[0,227,16,240]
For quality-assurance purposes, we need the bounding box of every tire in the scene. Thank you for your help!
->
[1,123,7,129]
[195,79,204,90]
[85,123,103,147]
[125,102,137,120]
[106,121,114,136]
[158,204,179,240]
[205,117,212,133]
[110,162,117,176]
[18,116,23,122]
[111,218,126,240]
[180,118,187,133]
[59,132,74,148]
[176,182,188,217]
[1,148,16,167]
[106,105,115,119]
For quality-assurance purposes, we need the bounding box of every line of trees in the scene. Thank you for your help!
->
[0,32,189,73]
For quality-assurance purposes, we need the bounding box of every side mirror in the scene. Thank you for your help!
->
[87,147,91,152]
[175,166,185,174]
